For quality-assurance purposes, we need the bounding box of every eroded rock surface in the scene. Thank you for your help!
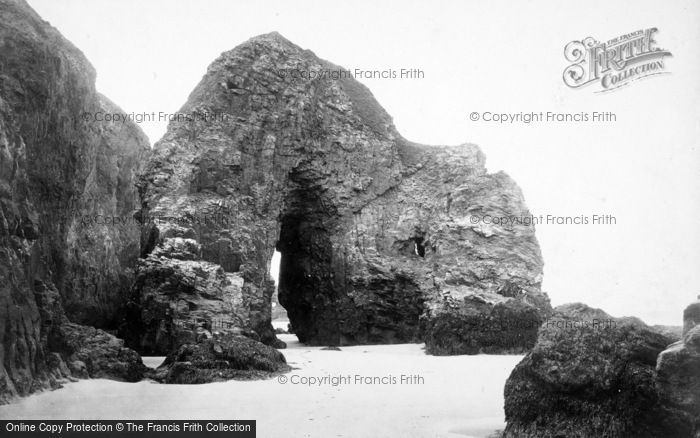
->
[503,303,692,438]
[51,323,146,382]
[0,0,148,403]
[128,32,550,355]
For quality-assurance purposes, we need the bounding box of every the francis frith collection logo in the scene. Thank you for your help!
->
[563,28,672,92]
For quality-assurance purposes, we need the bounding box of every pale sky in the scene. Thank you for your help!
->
[27,0,700,325]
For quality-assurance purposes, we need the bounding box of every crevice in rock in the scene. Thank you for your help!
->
[413,236,425,258]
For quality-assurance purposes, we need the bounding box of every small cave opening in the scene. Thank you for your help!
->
[413,236,426,258]
[392,233,428,259]
[225,77,243,90]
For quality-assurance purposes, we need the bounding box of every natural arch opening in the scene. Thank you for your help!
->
[275,214,427,346]
[269,250,293,338]
[276,214,341,346]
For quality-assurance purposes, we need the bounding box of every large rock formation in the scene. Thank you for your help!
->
[0,0,148,403]
[126,32,550,356]
[503,303,694,437]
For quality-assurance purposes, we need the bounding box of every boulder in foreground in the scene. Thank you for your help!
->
[152,333,290,384]
[503,303,691,438]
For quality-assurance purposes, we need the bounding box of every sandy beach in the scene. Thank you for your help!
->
[0,322,522,438]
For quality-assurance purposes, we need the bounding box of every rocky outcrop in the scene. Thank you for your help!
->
[32,281,145,382]
[50,323,146,382]
[151,333,289,384]
[127,32,549,355]
[121,237,252,355]
[503,303,693,438]
[656,300,700,437]
[0,0,148,403]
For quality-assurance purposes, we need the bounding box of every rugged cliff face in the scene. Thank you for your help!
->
[0,0,149,403]
[127,32,550,355]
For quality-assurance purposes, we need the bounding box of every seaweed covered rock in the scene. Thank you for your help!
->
[503,303,690,438]
[153,333,289,384]
[423,297,547,355]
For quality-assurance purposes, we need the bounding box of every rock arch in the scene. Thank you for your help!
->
[122,32,550,356]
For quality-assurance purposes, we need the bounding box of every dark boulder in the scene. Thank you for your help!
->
[423,297,547,355]
[51,323,146,382]
[503,303,690,438]
[153,333,289,384]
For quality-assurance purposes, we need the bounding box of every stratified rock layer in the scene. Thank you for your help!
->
[128,32,550,355]
[503,303,693,438]
[0,0,148,403]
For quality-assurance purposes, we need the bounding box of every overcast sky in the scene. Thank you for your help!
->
[27,0,700,325]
